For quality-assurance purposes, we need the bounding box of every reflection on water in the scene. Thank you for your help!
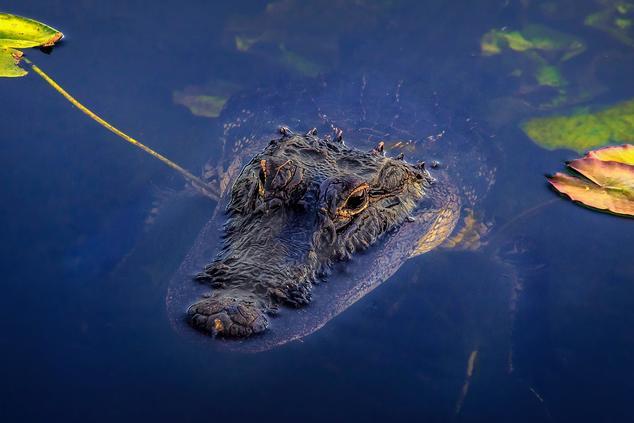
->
[0,1,633,421]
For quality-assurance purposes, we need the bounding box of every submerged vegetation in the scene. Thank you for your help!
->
[522,100,634,151]
[480,24,587,109]
[585,1,634,47]
[480,24,586,59]
[173,93,228,119]
[225,0,396,77]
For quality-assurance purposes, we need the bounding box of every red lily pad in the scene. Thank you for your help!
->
[547,144,634,217]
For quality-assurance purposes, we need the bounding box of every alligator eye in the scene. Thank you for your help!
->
[258,168,266,185]
[338,183,369,217]
[258,160,267,197]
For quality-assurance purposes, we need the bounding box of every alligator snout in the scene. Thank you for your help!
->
[188,294,270,338]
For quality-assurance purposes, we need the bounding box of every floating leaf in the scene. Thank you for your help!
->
[0,47,26,77]
[568,157,633,187]
[587,144,634,164]
[548,144,634,217]
[0,13,216,198]
[522,99,634,152]
[0,13,63,77]
[0,13,63,49]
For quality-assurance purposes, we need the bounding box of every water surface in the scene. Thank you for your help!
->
[1,1,633,421]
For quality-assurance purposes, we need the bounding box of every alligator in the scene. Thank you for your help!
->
[166,74,498,351]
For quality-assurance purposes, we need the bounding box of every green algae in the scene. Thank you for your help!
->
[522,99,634,152]
[535,64,566,88]
[481,24,585,60]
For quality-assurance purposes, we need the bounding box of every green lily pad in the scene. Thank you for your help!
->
[522,99,634,152]
[0,13,63,77]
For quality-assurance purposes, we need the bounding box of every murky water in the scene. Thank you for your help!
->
[1,1,633,421]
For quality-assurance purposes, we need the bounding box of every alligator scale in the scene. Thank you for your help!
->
[166,74,497,351]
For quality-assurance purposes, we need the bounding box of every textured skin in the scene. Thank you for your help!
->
[167,72,498,347]
[189,131,433,338]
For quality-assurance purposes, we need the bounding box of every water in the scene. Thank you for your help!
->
[1,1,633,421]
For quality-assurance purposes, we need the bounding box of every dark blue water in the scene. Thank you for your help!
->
[1,1,633,421]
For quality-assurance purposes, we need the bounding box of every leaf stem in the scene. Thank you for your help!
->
[22,57,219,201]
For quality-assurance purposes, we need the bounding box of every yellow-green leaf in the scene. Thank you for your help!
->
[522,100,634,152]
[0,13,63,49]
[587,144,634,165]
[547,144,634,217]
[0,47,26,77]
[480,25,585,59]
[0,13,63,78]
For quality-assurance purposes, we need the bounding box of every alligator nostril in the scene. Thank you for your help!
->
[268,198,283,210]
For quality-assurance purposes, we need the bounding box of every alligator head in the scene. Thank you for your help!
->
[188,128,437,338]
